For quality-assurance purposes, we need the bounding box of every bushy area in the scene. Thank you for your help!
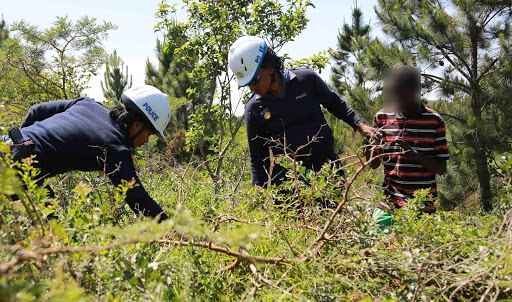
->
[1,137,511,301]
[1,0,512,300]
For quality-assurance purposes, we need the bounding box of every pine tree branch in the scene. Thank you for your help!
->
[481,6,508,29]
[436,111,466,124]
[422,73,471,93]
[7,61,60,99]
[477,58,500,82]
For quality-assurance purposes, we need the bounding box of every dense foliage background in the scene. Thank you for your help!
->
[1,0,511,301]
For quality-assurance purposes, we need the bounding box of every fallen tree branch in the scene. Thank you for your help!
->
[160,239,307,265]
[249,263,300,300]
[0,239,137,277]
[215,258,241,273]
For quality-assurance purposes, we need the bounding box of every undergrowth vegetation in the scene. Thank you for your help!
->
[1,0,512,300]
[1,137,511,301]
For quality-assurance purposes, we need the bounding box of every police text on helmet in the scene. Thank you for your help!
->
[255,45,265,63]
[143,102,159,121]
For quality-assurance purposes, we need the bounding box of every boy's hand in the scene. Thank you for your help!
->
[395,137,421,161]
[364,126,384,170]
[363,124,384,157]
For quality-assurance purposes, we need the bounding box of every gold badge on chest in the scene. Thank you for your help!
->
[261,107,271,120]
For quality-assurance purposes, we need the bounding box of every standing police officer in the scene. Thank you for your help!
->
[228,36,377,187]
[1,85,171,221]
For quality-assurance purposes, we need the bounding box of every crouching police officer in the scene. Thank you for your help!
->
[228,36,377,188]
[1,85,171,222]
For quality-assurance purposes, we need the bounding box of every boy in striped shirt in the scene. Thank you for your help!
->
[366,66,449,227]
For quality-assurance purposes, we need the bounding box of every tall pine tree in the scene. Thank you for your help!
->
[146,41,192,133]
[376,0,512,211]
[0,16,8,46]
[145,17,212,135]
[330,7,383,124]
[101,50,132,102]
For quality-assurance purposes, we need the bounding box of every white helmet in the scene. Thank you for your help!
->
[228,36,267,87]
[121,85,171,140]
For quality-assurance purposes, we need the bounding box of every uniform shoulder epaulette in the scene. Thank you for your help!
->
[290,64,311,71]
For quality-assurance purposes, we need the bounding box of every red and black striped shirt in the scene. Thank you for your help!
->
[373,105,449,211]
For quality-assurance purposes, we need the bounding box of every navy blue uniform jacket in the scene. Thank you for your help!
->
[20,97,168,221]
[245,68,362,186]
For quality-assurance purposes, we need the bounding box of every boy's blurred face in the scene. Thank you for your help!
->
[384,67,421,113]
[387,85,419,113]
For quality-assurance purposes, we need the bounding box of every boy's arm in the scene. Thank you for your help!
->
[395,138,447,175]
[418,155,447,175]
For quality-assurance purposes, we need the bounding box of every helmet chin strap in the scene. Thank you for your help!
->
[271,70,276,84]
[269,70,283,96]
[128,124,149,146]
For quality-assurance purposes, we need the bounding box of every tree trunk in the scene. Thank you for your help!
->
[467,28,493,211]
[473,143,493,211]
[471,101,493,211]
[471,93,493,211]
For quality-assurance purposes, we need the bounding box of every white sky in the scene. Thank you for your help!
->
[1,0,381,114]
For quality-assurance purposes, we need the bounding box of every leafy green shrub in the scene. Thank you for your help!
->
[1,141,511,301]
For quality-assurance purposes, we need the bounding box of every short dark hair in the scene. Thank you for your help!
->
[387,65,421,93]
[109,105,156,134]
[261,46,284,72]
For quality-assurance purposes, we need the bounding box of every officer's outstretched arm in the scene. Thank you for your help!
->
[21,98,84,128]
[311,71,363,130]
[107,151,169,222]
